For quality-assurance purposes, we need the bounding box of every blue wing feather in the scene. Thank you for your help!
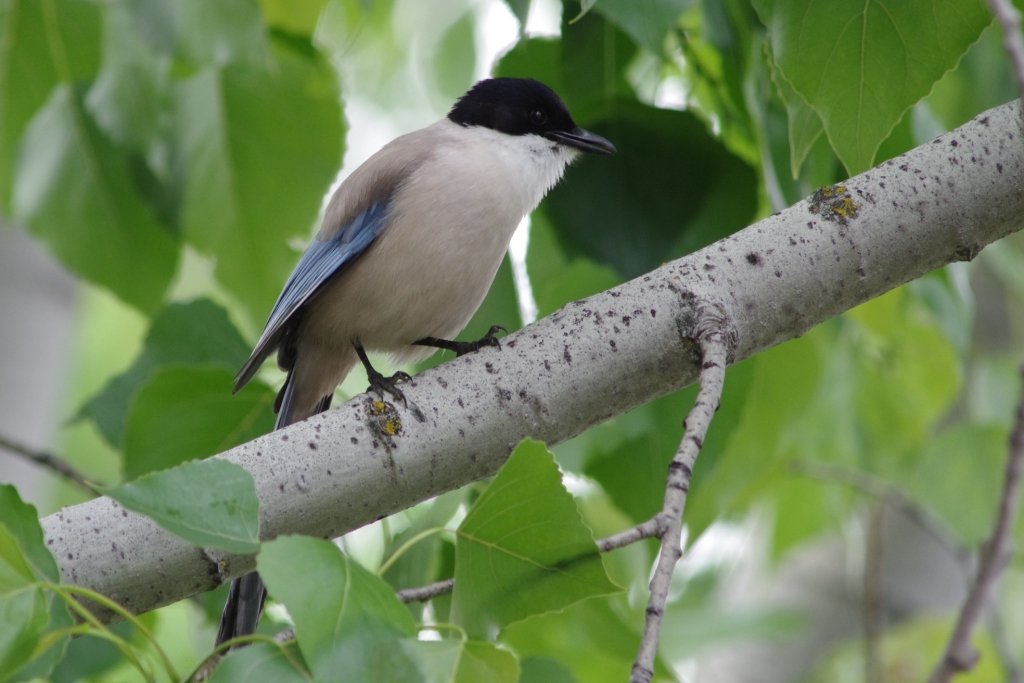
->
[234,201,391,390]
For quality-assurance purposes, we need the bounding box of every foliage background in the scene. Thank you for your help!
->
[1,0,1024,681]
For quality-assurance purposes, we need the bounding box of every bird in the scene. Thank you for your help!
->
[215,77,615,647]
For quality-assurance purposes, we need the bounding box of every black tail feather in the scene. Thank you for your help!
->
[214,369,334,649]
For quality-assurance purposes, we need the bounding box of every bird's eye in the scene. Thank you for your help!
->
[530,109,548,126]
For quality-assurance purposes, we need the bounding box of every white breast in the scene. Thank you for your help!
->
[301,120,576,366]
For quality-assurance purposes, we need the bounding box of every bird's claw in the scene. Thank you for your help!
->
[367,370,411,407]
[454,325,507,357]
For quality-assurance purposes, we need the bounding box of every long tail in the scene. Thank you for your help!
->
[214,374,333,648]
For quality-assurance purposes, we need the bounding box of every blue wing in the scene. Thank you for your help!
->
[234,201,392,391]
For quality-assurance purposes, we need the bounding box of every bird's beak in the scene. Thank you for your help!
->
[545,127,616,155]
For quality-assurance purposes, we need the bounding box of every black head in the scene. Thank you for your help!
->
[448,78,615,155]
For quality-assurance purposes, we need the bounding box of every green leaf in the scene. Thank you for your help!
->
[80,299,255,448]
[542,99,757,279]
[257,0,330,36]
[0,486,71,683]
[753,0,991,174]
[175,36,344,320]
[433,12,476,99]
[208,641,312,683]
[0,486,60,585]
[500,597,674,683]
[451,439,619,638]
[518,657,579,683]
[591,0,692,55]
[503,0,531,28]
[766,50,823,179]
[0,0,101,212]
[85,0,172,157]
[258,535,419,682]
[12,84,178,314]
[100,459,261,554]
[122,365,275,479]
[174,0,269,66]
[402,639,520,683]
[911,424,1007,545]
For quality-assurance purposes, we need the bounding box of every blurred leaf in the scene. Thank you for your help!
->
[659,604,802,660]
[100,458,261,554]
[381,490,465,594]
[175,35,344,320]
[926,23,1020,132]
[500,597,675,683]
[525,212,621,319]
[86,0,172,158]
[258,0,330,36]
[13,84,178,314]
[122,365,274,479]
[80,298,254,448]
[259,535,419,682]
[0,0,100,213]
[495,12,636,125]
[591,0,692,54]
[805,615,1004,683]
[911,424,1007,545]
[543,99,757,279]
[208,641,312,683]
[451,439,619,639]
[0,486,71,683]
[503,0,531,28]
[51,621,134,683]
[433,12,476,99]
[174,0,269,66]
[753,0,990,174]
[585,359,755,527]
[765,50,823,179]
[518,656,579,683]
[402,639,520,683]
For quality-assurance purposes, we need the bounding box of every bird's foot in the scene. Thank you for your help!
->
[415,325,507,357]
[355,343,411,406]
[367,369,411,406]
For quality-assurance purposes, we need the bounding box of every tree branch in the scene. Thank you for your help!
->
[928,364,1024,683]
[37,99,1024,624]
[0,433,94,492]
[987,0,1024,97]
[630,315,729,683]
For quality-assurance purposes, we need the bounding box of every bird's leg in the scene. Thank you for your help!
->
[355,344,411,406]
[414,325,507,357]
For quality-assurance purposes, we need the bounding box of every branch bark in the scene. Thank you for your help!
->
[0,433,94,491]
[39,99,1024,623]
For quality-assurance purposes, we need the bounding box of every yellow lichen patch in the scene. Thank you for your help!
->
[365,397,403,441]
[809,184,859,225]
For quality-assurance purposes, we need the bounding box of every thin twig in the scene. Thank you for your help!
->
[630,317,729,683]
[987,0,1024,97]
[396,578,454,604]
[0,433,94,491]
[396,517,664,604]
[927,365,1024,683]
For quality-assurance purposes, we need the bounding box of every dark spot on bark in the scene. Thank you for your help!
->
[997,163,1003,173]
[351,437,358,445]
[622,315,631,326]
[279,484,285,492]
[281,434,289,441]
[436,377,448,389]
[746,252,762,265]
[563,346,572,363]
[309,442,317,450]
[950,140,958,147]
[650,309,656,317]
[609,340,617,351]
[485,362,497,374]
[544,359,551,371]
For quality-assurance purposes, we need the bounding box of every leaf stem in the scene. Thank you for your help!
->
[378,526,448,577]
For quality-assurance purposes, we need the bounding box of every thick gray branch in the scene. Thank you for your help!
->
[41,100,1024,621]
